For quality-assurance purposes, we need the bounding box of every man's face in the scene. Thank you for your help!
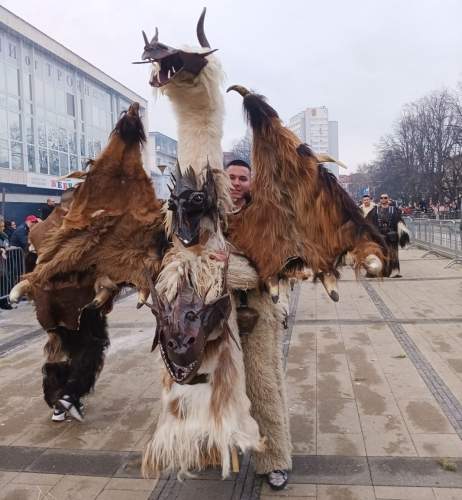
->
[363,196,371,207]
[47,199,55,207]
[380,194,390,207]
[227,165,251,202]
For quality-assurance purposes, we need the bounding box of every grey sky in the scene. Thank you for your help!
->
[6,0,462,172]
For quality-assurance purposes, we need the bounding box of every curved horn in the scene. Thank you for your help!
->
[197,7,210,48]
[142,30,150,46]
[319,272,339,302]
[9,279,31,303]
[226,85,250,97]
[151,27,159,44]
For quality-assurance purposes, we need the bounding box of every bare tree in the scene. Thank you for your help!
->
[231,133,252,164]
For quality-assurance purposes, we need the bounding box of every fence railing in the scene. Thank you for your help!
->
[404,217,462,268]
[0,247,26,300]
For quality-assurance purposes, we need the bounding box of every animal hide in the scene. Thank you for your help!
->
[25,103,166,294]
[398,221,410,248]
[227,87,388,283]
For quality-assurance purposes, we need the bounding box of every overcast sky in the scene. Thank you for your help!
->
[5,0,462,172]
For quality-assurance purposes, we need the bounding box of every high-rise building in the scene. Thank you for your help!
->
[149,131,177,200]
[288,106,342,176]
[0,6,148,221]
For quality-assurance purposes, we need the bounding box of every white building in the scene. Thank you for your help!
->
[288,106,342,177]
[149,131,177,200]
[0,5,148,222]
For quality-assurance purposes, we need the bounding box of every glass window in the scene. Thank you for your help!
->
[39,148,48,174]
[66,93,75,116]
[47,122,58,150]
[70,155,78,171]
[69,131,77,155]
[11,141,23,170]
[49,150,59,175]
[58,127,67,151]
[8,111,21,142]
[0,67,6,93]
[25,116,34,144]
[6,66,19,95]
[0,108,6,138]
[38,119,46,147]
[80,135,85,156]
[59,152,69,175]
[8,96,20,113]
[0,139,8,169]
[27,144,35,172]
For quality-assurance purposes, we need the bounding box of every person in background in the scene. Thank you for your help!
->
[0,217,12,310]
[4,220,15,239]
[360,194,375,217]
[10,215,39,251]
[367,193,409,278]
[41,198,56,220]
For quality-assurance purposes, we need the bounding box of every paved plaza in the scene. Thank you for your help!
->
[1,248,462,499]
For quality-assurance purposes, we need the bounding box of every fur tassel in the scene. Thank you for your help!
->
[398,221,410,248]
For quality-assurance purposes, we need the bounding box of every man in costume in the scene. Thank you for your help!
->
[225,158,291,489]
[367,193,410,277]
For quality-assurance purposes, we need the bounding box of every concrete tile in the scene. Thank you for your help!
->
[0,482,53,499]
[105,477,158,491]
[48,475,109,500]
[0,471,17,486]
[0,446,44,471]
[317,399,362,434]
[413,434,462,458]
[434,488,462,499]
[317,484,376,500]
[27,449,128,476]
[317,432,367,456]
[260,482,316,496]
[374,486,436,499]
[397,399,454,434]
[12,472,62,486]
[97,490,151,500]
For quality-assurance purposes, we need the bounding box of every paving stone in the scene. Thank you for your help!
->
[433,488,462,499]
[105,477,158,491]
[374,485,436,499]
[12,472,62,486]
[412,434,462,458]
[317,432,367,456]
[260,482,316,496]
[0,446,44,471]
[369,457,462,488]
[0,471,17,486]
[98,490,151,500]
[27,449,128,476]
[290,455,371,485]
[0,482,53,500]
[114,452,146,479]
[317,484,376,500]
[47,475,109,499]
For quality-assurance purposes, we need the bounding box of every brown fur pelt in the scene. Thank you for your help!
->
[227,88,388,280]
[25,103,167,292]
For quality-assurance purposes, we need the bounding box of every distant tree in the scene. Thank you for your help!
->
[231,133,252,164]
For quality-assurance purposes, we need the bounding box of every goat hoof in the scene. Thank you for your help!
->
[329,290,339,302]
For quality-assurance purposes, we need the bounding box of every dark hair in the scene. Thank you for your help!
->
[225,159,251,171]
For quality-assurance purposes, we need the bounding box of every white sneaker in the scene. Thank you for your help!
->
[51,407,66,422]
[58,395,84,422]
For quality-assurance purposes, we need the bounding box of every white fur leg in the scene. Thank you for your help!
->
[398,222,410,248]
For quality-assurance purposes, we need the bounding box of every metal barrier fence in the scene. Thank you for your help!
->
[404,217,462,268]
[0,247,25,300]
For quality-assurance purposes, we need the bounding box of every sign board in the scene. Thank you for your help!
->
[26,173,82,191]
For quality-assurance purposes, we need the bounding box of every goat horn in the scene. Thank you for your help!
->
[226,85,250,97]
[319,272,339,302]
[363,254,383,276]
[197,7,210,48]
[86,286,113,310]
[152,27,159,44]
[267,276,280,304]
[9,279,31,303]
[142,30,150,46]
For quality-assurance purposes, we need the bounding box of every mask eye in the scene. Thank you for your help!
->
[190,192,205,206]
[185,311,198,321]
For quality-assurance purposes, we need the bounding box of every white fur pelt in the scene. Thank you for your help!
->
[360,203,375,217]
[143,239,264,478]
[398,221,410,248]
[155,52,225,175]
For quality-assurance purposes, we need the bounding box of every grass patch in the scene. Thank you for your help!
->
[393,354,407,359]
[437,458,457,472]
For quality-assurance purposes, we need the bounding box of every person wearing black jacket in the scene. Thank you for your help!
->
[366,194,410,277]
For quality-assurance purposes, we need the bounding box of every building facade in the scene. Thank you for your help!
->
[149,131,177,200]
[0,6,148,222]
[288,106,341,177]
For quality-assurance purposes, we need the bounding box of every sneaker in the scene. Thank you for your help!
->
[51,406,66,422]
[58,395,83,422]
[266,470,288,490]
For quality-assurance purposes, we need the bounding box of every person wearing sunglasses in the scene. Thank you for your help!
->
[366,194,409,278]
